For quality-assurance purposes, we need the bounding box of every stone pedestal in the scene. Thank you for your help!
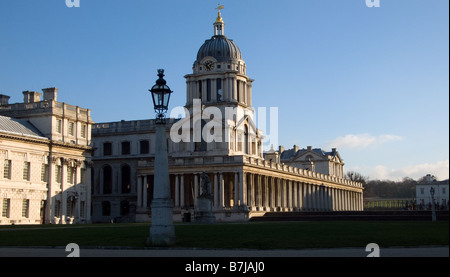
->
[148,198,176,246]
[195,196,216,224]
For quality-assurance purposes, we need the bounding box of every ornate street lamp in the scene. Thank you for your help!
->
[149,69,172,124]
[147,69,176,246]
[430,186,436,222]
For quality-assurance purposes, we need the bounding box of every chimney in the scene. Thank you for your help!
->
[279,145,285,153]
[23,90,42,103]
[0,94,10,105]
[42,87,58,101]
[307,146,312,151]
[332,148,337,153]
[293,144,299,153]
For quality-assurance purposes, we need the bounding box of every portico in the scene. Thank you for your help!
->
[134,155,363,222]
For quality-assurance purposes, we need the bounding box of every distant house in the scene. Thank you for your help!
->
[416,174,449,209]
[265,145,344,178]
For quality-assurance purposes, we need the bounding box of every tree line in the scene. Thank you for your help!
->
[345,171,424,199]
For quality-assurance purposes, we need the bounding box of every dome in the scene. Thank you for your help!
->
[196,35,242,63]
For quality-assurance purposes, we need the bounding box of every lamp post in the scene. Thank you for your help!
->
[430,186,436,222]
[147,69,176,246]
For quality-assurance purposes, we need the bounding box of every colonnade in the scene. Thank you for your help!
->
[136,170,363,213]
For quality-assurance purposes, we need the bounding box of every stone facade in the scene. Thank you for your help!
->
[0,88,93,225]
[416,174,449,209]
[90,11,364,223]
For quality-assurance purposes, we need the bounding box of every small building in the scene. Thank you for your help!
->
[416,174,449,209]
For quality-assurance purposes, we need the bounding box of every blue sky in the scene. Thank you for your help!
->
[1,0,448,181]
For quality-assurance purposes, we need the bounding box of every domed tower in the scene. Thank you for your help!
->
[182,6,262,157]
[185,7,254,111]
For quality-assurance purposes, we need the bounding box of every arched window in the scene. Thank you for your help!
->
[244,125,249,154]
[121,165,131,194]
[103,165,112,194]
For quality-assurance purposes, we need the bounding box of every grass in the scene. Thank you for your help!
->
[0,221,448,249]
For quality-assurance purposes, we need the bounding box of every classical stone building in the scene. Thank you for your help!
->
[0,88,93,225]
[91,10,364,223]
[416,174,449,209]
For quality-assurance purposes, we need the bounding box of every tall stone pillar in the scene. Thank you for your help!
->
[148,123,175,246]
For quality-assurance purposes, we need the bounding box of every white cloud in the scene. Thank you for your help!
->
[353,160,450,181]
[326,133,403,149]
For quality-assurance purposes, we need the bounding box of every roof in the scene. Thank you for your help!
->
[280,147,340,161]
[197,35,242,62]
[0,115,47,140]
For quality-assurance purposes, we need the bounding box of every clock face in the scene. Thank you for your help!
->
[204,60,214,71]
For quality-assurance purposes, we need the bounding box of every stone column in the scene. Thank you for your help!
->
[298,182,303,211]
[214,173,219,208]
[46,157,56,224]
[180,174,185,207]
[293,181,297,210]
[194,173,199,200]
[234,172,239,208]
[143,175,148,208]
[239,171,245,207]
[248,173,254,209]
[219,173,224,208]
[264,176,269,210]
[85,162,92,223]
[175,174,180,207]
[61,159,68,224]
[137,175,143,208]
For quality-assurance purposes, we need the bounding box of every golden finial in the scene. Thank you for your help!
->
[215,4,224,23]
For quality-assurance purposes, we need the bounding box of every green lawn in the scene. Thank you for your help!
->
[0,221,448,249]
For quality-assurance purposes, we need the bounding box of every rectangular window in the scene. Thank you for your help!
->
[3,159,11,179]
[54,201,61,217]
[56,165,62,183]
[81,124,86,138]
[67,167,75,184]
[216,78,222,101]
[2,199,10,218]
[198,80,202,100]
[41,164,48,182]
[23,161,30,181]
[22,199,29,218]
[236,80,241,102]
[68,122,75,136]
[103,142,112,156]
[140,140,150,154]
[56,119,62,133]
[206,79,211,101]
[121,141,131,155]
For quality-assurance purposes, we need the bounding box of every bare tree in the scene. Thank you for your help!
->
[345,171,368,185]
